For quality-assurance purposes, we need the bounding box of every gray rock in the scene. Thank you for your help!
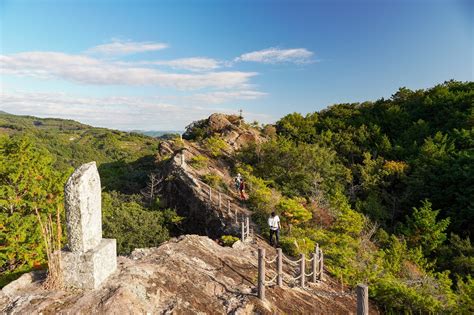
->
[62,239,117,289]
[1,271,45,298]
[64,161,102,252]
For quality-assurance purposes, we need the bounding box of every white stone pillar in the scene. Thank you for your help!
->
[61,162,117,289]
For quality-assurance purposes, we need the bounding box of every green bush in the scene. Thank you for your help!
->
[201,173,223,189]
[276,197,312,228]
[102,191,176,255]
[221,235,239,247]
[372,276,442,313]
[279,236,315,257]
[203,136,228,157]
[189,155,209,169]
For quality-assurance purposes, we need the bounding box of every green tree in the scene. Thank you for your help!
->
[276,197,312,230]
[0,136,69,286]
[401,200,450,255]
[102,191,177,255]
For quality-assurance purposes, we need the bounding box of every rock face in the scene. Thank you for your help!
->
[1,235,375,314]
[61,162,117,289]
[182,113,263,151]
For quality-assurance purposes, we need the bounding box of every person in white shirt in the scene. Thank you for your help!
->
[268,212,281,247]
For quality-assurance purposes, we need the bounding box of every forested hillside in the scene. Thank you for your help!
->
[1,81,472,313]
[0,113,180,287]
[232,81,473,312]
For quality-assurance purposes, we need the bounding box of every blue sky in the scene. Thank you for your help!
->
[0,0,472,130]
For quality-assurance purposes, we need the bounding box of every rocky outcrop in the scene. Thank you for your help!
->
[157,114,264,238]
[161,151,248,238]
[1,235,371,314]
[183,113,263,151]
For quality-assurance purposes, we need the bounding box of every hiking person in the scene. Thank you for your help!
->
[268,212,281,247]
[234,173,242,191]
[239,179,246,200]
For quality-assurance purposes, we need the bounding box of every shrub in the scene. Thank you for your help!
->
[201,173,223,189]
[276,197,312,228]
[221,235,239,247]
[102,191,173,255]
[189,155,209,169]
[372,276,442,313]
[279,236,316,257]
[203,136,228,157]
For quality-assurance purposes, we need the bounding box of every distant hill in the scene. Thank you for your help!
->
[0,112,161,193]
[130,130,183,138]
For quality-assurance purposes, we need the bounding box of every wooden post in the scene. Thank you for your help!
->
[209,186,212,201]
[357,284,368,315]
[319,249,324,281]
[218,193,221,209]
[181,152,185,166]
[246,216,250,239]
[276,248,283,286]
[300,253,305,287]
[311,252,317,283]
[241,221,245,242]
[258,248,265,300]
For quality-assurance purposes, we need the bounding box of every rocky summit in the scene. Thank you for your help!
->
[1,235,370,314]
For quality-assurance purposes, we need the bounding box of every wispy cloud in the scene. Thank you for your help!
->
[148,57,222,72]
[235,47,314,64]
[0,52,257,90]
[86,39,168,55]
[191,90,267,104]
[0,90,273,130]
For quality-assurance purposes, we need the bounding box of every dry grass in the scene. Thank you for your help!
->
[35,206,63,289]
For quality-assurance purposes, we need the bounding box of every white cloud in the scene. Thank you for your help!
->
[0,90,273,130]
[0,52,257,90]
[191,90,267,104]
[149,57,221,72]
[86,39,168,55]
[235,47,314,64]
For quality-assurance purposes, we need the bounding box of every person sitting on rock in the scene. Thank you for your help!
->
[268,212,281,247]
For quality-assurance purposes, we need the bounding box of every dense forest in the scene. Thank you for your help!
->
[233,81,473,312]
[0,81,472,312]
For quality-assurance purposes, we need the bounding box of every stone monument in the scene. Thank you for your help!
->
[61,162,117,289]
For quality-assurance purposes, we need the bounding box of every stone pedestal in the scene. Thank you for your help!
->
[61,162,117,289]
[62,239,117,289]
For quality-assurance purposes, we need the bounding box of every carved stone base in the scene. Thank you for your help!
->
[61,239,117,289]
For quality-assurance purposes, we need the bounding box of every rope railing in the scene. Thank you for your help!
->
[257,244,325,300]
[265,256,278,264]
[257,246,369,315]
[240,216,252,242]
[265,273,279,285]
[282,254,299,266]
